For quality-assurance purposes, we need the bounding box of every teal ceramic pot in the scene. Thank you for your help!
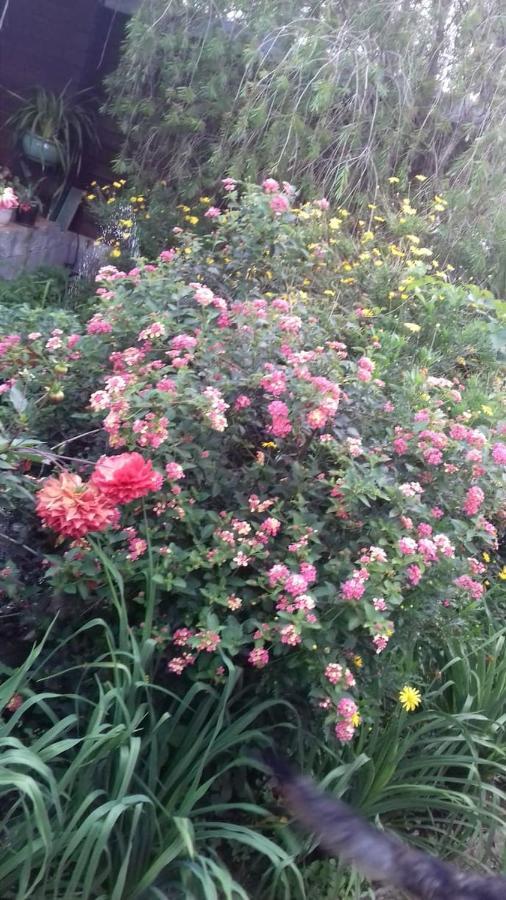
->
[21,131,60,167]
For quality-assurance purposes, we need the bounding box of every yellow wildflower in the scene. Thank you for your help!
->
[481,405,493,416]
[351,711,361,728]
[411,247,433,257]
[414,174,427,182]
[199,196,211,203]
[361,230,374,242]
[113,181,122,189]
[185,215,199,225]
[388,176,400,184]
[405,234,420,245]
[329,217,341,230]
[399,685,421,712]
[338,208,349,217]
[206,257,215,264]
[404,322,421,333]
[120,219,133,228]
[110,248,121,258]
[499,567,506,581]
[183,247,192,255]
[261,441,277,449]
[353,655,363,668]
[401,199,417,215]
[482,551,491,563]
[323,289,335,296]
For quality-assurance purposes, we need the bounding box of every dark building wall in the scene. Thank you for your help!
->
[0,0,127,188]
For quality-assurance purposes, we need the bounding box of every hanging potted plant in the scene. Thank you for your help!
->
[0,182,19,225]
[15,179,43,226]
[7,86,99,175]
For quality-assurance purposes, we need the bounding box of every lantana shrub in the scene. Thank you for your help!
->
[1,179,504,742]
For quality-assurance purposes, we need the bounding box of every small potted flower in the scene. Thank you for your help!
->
[15,180,42,227]
[0,182,19,225]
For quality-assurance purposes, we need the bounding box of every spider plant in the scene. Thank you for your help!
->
[7,85,99,174]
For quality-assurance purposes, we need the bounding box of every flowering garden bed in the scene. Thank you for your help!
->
[0,178,505,896]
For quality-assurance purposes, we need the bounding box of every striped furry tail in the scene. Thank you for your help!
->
[264,752,506,899]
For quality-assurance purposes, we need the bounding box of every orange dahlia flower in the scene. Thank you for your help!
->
[91,452,163,505]
[36,472,118,539]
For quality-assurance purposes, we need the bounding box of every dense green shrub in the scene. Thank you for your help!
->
[1,180,504,750]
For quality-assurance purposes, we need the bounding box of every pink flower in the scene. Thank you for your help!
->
[193,284,215,306]
[417,523,432,538]
[372,635,389,653]
[159,249,176,262]
[248,647,269,668]
[91,453,163,504]
[167,653,195,674]
[260,517,281,537]
[127,537,148,560]
[173,628,194,646]
[196,630,221,652]
[284,573,308,596]
[406,564,422,585]
[234,394,251,410]
[454,575,484,600]
[272,297,290,312]
[393,436,409,454]
[300,562,317,584]
[270,194,290,214]
[341,577,365,601]
[424,448,443,465]
[306,408,328,429]
[36,472,118,539]
[357,356,375,382]
[373,597,387,611]
[463,485,484,516]
[280,624,301,646]
[165,462,185,481]
[262,178,280,193]
[156,377,177,393]
[317,198,330,210]
[204,206,221,218]
[267,563,290,587]
[0,186,19,209]
[431,506,444,519]
[86,314,113,335]
[261,371,287,396]
[337,697,358,719]
[325,663,343,684]
[450,424,469,440]
[222,177,237,191]
[398,537,417,556]
[279,315,302,333]
[492,442,506,465]
[417,538,438,563]
[399,481,423,497]
[335,720,355,742]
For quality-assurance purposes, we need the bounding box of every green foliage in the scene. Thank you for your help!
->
[0,267,69,310]
[0,610,301,899]
[104,0,506,287]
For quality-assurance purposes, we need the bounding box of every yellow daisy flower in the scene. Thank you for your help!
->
[399,685,421,712]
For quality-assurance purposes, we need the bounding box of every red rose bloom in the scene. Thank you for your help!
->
[91,452,163,505]
[36,472,118,538]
